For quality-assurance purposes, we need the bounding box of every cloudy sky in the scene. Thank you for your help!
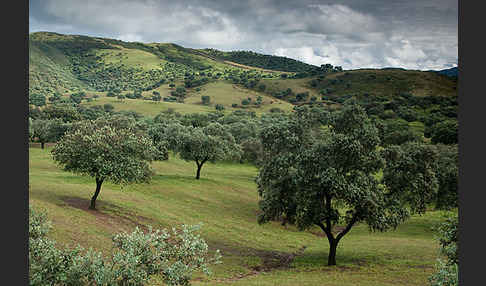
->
[29,0,458,71]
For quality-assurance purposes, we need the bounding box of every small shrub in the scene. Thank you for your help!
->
[103,103,114,112]
[201,95,211,105]
[29,205,222,286]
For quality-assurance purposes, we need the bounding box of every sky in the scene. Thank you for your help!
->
[29,0,458,71]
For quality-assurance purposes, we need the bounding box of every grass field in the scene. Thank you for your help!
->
[29,146,448,285]
[96,47,167,71]
[184,81,294,113]
[81,81,295,117]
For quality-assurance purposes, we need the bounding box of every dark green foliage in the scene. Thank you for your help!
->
[69,91,86,104]
[430,120,458,144]
[30,93,47,107]
[203,49,319,73]
[48,93,62,103]
[103,103,115,112]
[295,92,309,101]
[185,76,210,88]
[215,104,225,111]
[31,119,68,148]
[376,118,423,146]
[432,144,458,210]
[241,99,250,105]
[201,95,211,105]
[43,104,82,122]
[76,105,107,120]
[172,86,187,98]
[396,106,418,122]
[381,142,439,214]
[257,105,440,265]
[429,214,458,286]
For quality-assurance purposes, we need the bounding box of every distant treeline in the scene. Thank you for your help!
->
[202,49,322,73]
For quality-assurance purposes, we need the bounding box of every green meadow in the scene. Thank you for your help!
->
[29,146,447,286]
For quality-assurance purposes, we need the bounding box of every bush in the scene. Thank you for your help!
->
[232,103,238,108]
[29,205,222,286]
[430,120,458,144]
[429,214,458,286]
[201,95,211,105]
[241,99,250,105]
[29,93,47,107]
[296,92,309,101]
[103,103,115,112]
[215,104,225,111]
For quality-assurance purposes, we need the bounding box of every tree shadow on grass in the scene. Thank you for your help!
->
[55,195,161,233]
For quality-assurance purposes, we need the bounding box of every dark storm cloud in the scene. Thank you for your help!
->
[29,0,457,70]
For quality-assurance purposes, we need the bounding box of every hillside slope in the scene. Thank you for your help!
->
[29,32,457,113]
[29,32,288,96]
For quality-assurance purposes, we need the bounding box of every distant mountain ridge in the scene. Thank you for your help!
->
[431,66,458,78]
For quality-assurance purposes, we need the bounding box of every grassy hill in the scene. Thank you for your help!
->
[30,146,447,286]
[30,32,457,114]
[28,32,286,97]
[253,68,457,106]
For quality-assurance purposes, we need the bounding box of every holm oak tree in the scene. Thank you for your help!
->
[51,118,166,209]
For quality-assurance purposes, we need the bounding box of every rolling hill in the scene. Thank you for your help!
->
[30,32,457,107]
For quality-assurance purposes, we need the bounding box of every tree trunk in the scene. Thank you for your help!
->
[41,142,45,149]
[328,239,338,266]
[89,178,104,210]
[196,163,202,180]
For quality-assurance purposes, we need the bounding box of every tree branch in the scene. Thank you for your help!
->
[336,213,359,242]
[316,221,334,242]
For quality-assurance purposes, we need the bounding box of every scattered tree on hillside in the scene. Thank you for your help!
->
[103,103,115,112]
[375,118,423,146]
[29,93,47,107]
[173,123,241,179]
[430,120,458,145]
[152,94,162,102]
[31,119,67,149]
[43,104,82,122]
[51,119,165,209]
[257,105,439,266]
[201,95,211,105]
[432,144,458,210]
